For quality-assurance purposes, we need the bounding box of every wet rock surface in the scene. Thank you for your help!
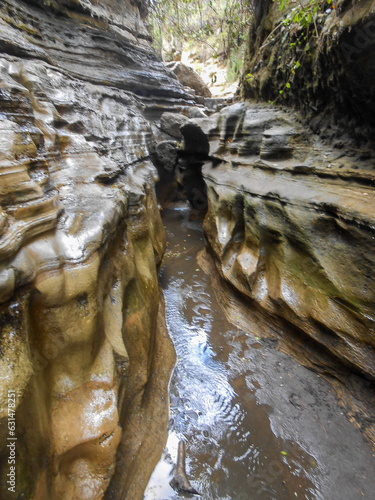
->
[0,0,184,498]
[180,101,375,447]
[1,0,374,498]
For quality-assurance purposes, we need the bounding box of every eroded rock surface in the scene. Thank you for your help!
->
[0,0,185,498]
[181,102,375,445]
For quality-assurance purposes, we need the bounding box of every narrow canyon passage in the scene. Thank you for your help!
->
[0,2,374,499]
[144,206,375,500]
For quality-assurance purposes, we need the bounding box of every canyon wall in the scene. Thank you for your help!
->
[1,0,374,496]
[0,0,194,498]
[173,0,375,445]
[241,0,375,144]
[181,100,375,445]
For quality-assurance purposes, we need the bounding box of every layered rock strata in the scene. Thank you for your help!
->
[0,0,188,498]
[181,102,375,444]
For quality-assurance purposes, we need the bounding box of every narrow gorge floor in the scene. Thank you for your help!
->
[144,206,375,500]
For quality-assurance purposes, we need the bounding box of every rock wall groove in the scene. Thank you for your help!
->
[0,0,193,497]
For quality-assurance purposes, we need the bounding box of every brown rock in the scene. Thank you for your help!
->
[0,0,177,498]
[181,102,375,444]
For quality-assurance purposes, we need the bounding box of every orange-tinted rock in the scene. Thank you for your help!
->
[0,1,178,498]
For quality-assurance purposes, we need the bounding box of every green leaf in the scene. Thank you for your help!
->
[286,82,291,88]
[281,451,288,456]
[295,61,301,68]
[279,90,283,94]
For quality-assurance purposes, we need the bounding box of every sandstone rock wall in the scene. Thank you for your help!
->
[0,0,187,498]
[181,102,375,444]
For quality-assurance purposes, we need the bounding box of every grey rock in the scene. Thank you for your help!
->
[155,140,178,172]
[242,0,375,142]
[160,112,189,139]
[167,61,212,98]
[187,107,207,119]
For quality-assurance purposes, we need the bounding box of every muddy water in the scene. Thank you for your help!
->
[144,206,375,500]
[144,207,316,499]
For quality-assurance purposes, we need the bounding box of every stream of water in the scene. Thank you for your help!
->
[144,206,319,500]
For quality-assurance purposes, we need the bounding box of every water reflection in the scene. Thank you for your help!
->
[144,207,316,500]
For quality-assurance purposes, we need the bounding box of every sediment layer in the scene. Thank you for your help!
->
[181,102,375,444]
[0,1,180,498]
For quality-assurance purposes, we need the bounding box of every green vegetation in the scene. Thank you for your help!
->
[266,0,336,103]
[148,0,254,81]
[276,0,334,38]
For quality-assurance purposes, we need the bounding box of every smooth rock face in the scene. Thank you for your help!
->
[181,102,375,444]
[0,1,179,498]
